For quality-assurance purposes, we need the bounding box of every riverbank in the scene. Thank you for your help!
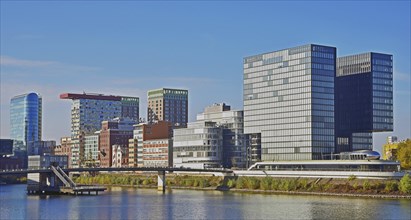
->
[73,173,411,199]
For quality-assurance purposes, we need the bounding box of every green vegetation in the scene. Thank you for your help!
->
[397,139,411,170]
[399,174,411,194]
[72,173,411,195]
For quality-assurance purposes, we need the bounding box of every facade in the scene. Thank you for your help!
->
[143,138,172,167]
[335,52,393,152]
[28,155,68,169]
[196,103,248,168]
[99,118,134,167]
[173,121,223,169]
[27,140,56,156]
[128,138,138,167]
[60,93,139,167]
[243,44,336,161]
[147,88,188,127]
[84,133,100,167]
[132,121,172,167]
[53,137,72,168]
[10,93,42,154]
[112,144,128,167]
[0,139,13,155]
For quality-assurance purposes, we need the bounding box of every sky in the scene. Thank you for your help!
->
[1,1,410,153]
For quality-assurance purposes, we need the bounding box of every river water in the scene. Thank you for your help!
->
[1,184,410,219]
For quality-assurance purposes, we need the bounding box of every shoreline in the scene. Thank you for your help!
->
[103,184,411,199]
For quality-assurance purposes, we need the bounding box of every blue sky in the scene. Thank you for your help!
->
[1,1,410,152]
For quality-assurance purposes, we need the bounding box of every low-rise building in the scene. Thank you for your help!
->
[53,137,72,168]
[143,138,172,167]
[112,144,128,167]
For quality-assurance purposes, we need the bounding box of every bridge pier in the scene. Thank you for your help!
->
[158,170,166,193]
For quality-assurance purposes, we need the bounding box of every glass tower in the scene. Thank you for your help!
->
[243,44,336,161]
[335,52,393,152]
[10,92,42,152]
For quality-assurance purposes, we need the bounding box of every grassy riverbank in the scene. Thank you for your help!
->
[73,173,411,198]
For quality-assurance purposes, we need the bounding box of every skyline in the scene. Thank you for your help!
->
[1,1,410,153]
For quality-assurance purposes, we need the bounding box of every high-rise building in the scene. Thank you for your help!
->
[147,88,188,127]
[10,92,42,154]
[243,44,336,161]
[60,92,139,167]
[335,52,393,152]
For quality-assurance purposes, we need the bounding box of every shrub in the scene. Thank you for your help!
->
[260,177,272,190]
[353,182,359,190]
[399,174,411,194]
[384,181,398,192]
[298,179,309,190]
[236,177,246,189]
[244,177,260,190]
[227,179,236,188]
[271,179,281,190]
[348,175,357,181]
[363,180,371,190]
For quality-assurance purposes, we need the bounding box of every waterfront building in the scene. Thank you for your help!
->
[147,88,188,127]
[27,140,56,156]
[335,52,393,152]
[143,138,172,167]
[60,92,139,167]
[10,93,42,155]
[0,139,13,155]
[195,103,248,168]
[243,44,336,161]
[128,138,138,167]
[84,132,100,167]
[132,121,173,167]
[53,137,72,168]
[387,136,398,144]
[99,118,134,167]
[0,139,23,170]
[112,144,128,167]
[173,121,223,169]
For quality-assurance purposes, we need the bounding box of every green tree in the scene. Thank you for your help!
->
[399,174,411,194]
[397,139,411,170]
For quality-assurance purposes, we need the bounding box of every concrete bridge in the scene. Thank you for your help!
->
[0,167,233,194]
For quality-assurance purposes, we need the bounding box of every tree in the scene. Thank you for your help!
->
[397,139,411,170]
[399,174,411,194]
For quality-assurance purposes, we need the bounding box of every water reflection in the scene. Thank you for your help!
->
[1,185,410,220]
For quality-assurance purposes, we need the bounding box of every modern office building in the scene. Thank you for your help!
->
[195,103,248,168]
[10,92,42,153]
[173,121,223,168]
[60,92,139,167]
[27,140,56,156]
[147,88,188,127]
[243,44,336,161]
[335,52,393,152]
[99,118,134,167]
[0,139,13,155]
[84,132,100,167]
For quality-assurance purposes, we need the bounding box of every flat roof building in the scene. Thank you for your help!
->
[147,88,188,127]
[60,92,139,167]
[335,52,393,152]
[243,44,336,161]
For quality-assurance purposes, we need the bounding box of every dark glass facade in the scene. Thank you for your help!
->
[335,52,393,152]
